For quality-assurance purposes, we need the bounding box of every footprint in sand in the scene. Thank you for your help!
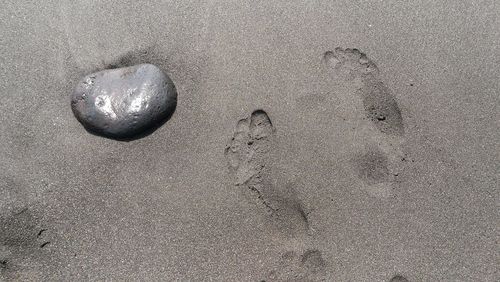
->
[324,48,404,136]
[0,206,49,281]
[324,48,407,198]
[266,249,326,281]
[225,110,310,235]
[226,110,327,281]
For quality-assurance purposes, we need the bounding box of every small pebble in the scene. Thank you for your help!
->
[71,64,177,140]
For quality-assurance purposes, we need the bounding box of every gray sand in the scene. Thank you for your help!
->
[0,1,499,281]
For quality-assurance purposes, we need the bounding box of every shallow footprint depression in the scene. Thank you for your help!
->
[324,48,404,136]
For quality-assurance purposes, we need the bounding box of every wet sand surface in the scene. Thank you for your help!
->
[1,1,499,281]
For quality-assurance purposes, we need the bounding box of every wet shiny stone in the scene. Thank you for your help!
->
[71,64,177,140]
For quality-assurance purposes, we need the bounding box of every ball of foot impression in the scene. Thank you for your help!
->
[71,64,177,140]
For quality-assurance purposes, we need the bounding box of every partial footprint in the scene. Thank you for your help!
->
[390,275,409,282]
[0,207,49,281]
[324,48,407,197]
[266,249,326,281]
[225,110,275,190]
[324,47,404,136]
[225,110,309,235]
[351,145,392,186]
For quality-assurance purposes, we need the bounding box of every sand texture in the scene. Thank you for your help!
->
[0,1,499,281]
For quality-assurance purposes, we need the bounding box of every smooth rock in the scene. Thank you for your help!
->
[71,64,177,140]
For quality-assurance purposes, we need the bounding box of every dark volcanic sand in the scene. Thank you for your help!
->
[0,1,499,281]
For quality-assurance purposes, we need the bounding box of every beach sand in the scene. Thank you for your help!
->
[0,1,498,281]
